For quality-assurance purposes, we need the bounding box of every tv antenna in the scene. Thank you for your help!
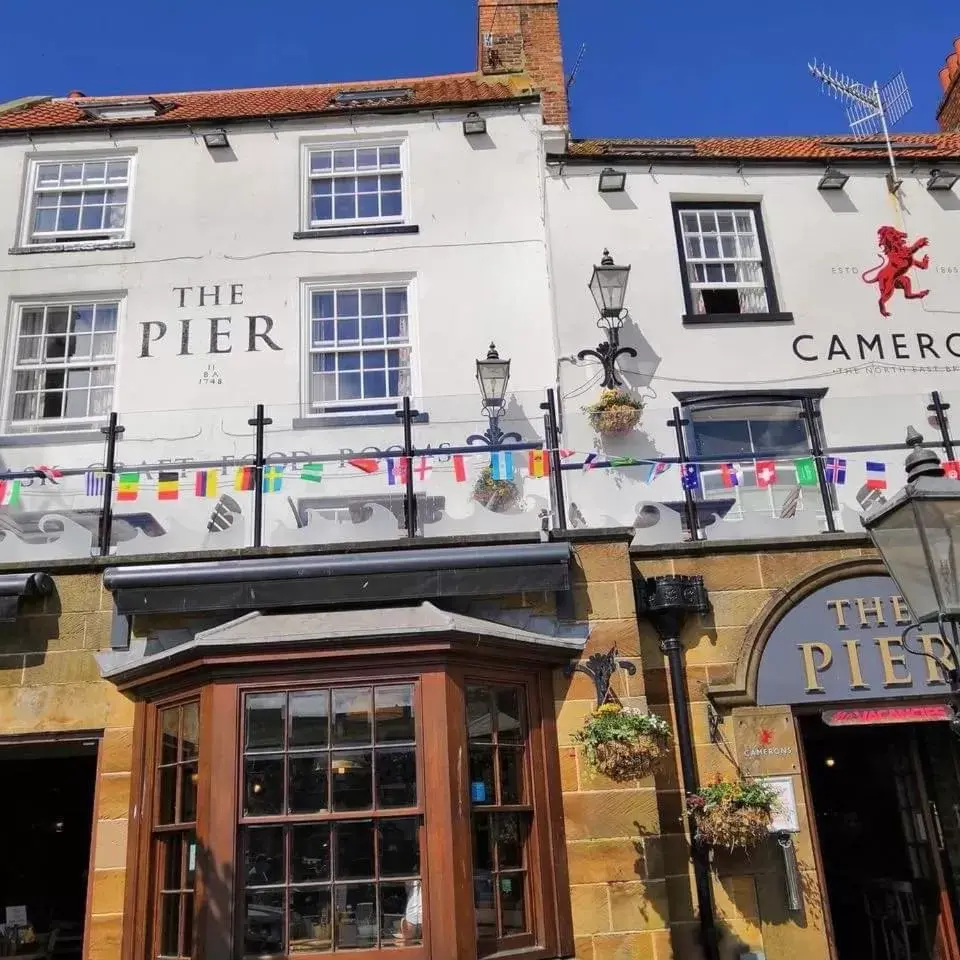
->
[566,43,587,92]
[808,60,913,192]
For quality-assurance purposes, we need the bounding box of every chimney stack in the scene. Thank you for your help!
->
[937,37,960,130]
[477,0,567,128]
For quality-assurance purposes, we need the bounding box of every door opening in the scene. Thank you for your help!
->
[0,740,98,960]
[800,715,960,960]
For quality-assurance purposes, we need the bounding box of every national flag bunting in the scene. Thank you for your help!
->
[117,472,139,502]
[490,451,514,481]
[234,466,256,491]
[793,457,819,488]
[681,463,700,491]
[411,456,432,482]
[645,462,671,484]
[157,471,180,501]
[559,449,575,459]
[865,461,887,491]
[32,465,62,483]
[719,463,740,488]
[755,460,777,488]
[301,463,324,484]
[824,457,847,485]
[386,457,408,486]
[262,465,284,493]
[528,449,550,478]
[582,451,599,472]
[944,460,960,480]
[452,454,468,483]
[194,470,218,498]
[85,471,105,497]
[348,458,379,474]
[609,456,640,468]
[0,480,21,507]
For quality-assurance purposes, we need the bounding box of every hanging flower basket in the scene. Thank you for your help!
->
[584,389,644,435]
[686,778,776,852]
[572,703,671,781]
[473,466,521,513]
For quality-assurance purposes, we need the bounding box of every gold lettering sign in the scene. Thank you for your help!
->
[842,640,869,689]
[799,642,833,693]
[875,637,913,687]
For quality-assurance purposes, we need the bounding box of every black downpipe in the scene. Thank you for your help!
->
[98,412,125,557]
[401,397,418,537]
[928,391,955,460]
[801,396,837,533]
[541,388,567,532]
[248,404,272,549]
[662,635,721,960]
[668,406,700,541]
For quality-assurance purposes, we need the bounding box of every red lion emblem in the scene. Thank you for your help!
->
[862,225,930,317]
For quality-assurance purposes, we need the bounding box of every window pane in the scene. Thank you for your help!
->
[336,289,359,316]
[374,685,415,743]
[245,826,285,886]
[498,747,523,804]
[244,890,284,956]
[312,291,334,318]
[499,872,527,934]
[289,755,329,813]
[381,192,402,217]
[106,160,128,182]
[290,888,332,952]
[375,746,416,808]
[380,146,401,167]
[467,687,493,741]
[474,873,496,940]
[244,756,284,816]
[247,693,286,751]
[331,751,372,811]
[496,813,525,868]
[335,821,375,880]
[180,763,198,822]
[378,818,419,877]
[332,688,372,745]
[473,814,494,871]
[356,148,379,169]
[159,894,180,956]
[333,150,355,171]
[716,212,734,233]
[159,767,177,825]
[290,691,329,748]
[495,689,523,742]
[181,703,199,761]
[381,882,420,945]
[334,884,377,950]
[310,151,332,173]
[469,746,495,804]
[291,823,331,883]
[163,833,184,890]
[182,894,194,955]
[357,194,379,218]
[161,708,180,764]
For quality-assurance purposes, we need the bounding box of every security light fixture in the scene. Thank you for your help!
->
[817,167,849,191]
[462,111,487,136]
[203,130,230,149]
[597,167,627,193]
[928,168,960,192]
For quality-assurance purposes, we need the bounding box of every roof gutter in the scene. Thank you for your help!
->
[547,152,960,168]
[0,572,54,622]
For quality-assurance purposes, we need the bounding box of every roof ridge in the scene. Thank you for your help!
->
[52,70,492,104]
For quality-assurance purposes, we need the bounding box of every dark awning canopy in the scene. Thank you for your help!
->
[103,542,572,617]
[0,572,54,622]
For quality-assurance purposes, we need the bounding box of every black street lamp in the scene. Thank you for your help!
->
[468,343,521,446]
[862,429,960,720]
[635,574,720,960]
[577,249,637,388]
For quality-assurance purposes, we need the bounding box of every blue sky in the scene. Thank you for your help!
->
[0,0,954,138]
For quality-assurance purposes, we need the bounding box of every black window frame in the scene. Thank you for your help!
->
[671,201,793,325]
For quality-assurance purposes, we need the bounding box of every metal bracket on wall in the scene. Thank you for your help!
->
[564,648,637,708]
[707,701,723,744]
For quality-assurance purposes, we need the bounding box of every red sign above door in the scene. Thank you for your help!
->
[822,704,954,726]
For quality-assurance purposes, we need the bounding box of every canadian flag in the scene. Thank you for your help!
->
[755,460,777,488]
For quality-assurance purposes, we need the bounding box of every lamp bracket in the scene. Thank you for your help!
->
[577,330,638,389]
[466,414,522,446]
[564,648,637,709]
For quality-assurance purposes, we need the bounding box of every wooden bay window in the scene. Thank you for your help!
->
[123,646,572,960]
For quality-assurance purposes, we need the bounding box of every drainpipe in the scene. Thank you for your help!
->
[636,574,720,960]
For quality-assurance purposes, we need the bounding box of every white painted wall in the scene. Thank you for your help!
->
[0,103,561,558]
[546,160,960,534]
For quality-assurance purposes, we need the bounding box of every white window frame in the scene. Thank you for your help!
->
[20,153,136,248]
[300,139,408,230]
[673,202,780,318]
[3,294,124,433]
[300,275,418,418]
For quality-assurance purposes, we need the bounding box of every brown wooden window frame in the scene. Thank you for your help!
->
[124,655,572,960]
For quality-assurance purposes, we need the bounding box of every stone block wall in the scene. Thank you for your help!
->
[0,572,134,960]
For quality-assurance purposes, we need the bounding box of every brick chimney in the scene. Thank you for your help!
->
[936,37,960,130]
[477,0,567,127]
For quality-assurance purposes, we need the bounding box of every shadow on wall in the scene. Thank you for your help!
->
[3,586,63,671]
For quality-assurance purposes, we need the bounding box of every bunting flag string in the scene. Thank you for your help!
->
[0,479,21,507]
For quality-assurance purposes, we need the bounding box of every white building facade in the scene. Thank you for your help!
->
[544,139,960,541]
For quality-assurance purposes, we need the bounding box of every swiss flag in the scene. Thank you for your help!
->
[755,460,777,488]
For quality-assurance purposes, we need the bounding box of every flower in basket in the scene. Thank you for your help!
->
[472,466,521,513]
[571,704,671,781]
[583,388,644,435]
[686,777,777,852]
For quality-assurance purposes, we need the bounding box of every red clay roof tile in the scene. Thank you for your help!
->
[567,134,960,162]
[0,73,533,132]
